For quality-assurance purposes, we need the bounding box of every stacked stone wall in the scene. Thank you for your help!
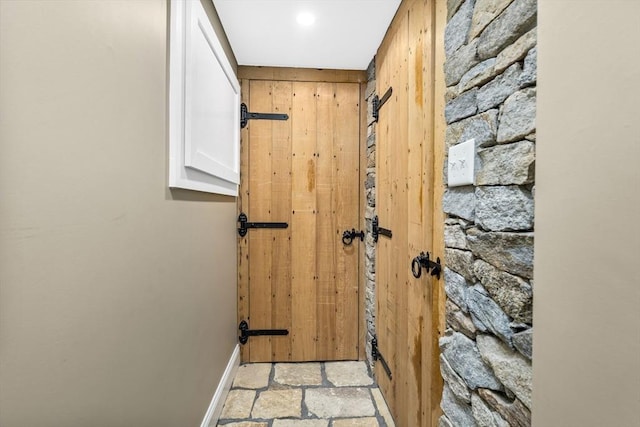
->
[364,59,377,368]
[440,0,536,426]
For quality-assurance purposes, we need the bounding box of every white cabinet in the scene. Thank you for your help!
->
[169,0,240,195]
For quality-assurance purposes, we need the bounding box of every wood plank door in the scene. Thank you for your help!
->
[238,76,362,362]
[373,0,446,426]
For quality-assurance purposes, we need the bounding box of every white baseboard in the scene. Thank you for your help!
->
[201,344,241,427]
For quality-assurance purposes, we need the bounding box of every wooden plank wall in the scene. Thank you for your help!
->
[374,0,446,425]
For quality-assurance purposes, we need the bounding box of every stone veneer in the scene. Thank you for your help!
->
[439,0,536,426]
[364,59,377,369]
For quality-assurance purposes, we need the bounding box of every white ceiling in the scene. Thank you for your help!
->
[212,0,402,71]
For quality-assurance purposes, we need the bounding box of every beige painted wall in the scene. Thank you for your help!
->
[0,1,238,426]
[535,1,640,425]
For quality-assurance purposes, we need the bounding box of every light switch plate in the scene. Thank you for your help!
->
[448,139,475,187]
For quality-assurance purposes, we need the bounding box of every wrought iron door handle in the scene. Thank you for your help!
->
[411,251,442,279]
[342,228,365,246]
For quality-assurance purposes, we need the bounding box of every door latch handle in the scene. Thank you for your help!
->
[411,251,442,279]
[342,228,365,246]
[372,215,392,243]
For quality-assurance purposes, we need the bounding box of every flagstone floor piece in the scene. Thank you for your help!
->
[217,361,395,427]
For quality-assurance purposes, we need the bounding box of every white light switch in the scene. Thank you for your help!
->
[448,139,475,187]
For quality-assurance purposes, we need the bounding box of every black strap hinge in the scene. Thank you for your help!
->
[240,103,289,128]
[372,336,392,379]
[238,212,289,237]
[372,215,392,243]
[238,320,289,345]
[372,87,392,122]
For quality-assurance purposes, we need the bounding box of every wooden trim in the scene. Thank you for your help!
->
[430,0,448,425]
[199,345,240,427]
[358,81,368,361]
[238,66,367,83]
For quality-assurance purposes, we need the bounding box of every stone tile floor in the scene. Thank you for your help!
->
[218,361,395,427]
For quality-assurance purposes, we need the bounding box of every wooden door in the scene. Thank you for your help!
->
[238,74,363,362]
[373,0,446,426]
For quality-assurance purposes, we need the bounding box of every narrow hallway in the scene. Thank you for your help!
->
[217,362,395,426]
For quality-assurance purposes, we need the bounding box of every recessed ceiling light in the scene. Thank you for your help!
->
[296,12,315,26]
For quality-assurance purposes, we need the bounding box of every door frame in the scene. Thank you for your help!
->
[236,67,368,362]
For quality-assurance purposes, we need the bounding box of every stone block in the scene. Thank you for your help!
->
[232,363,272,389]
[476,140,535,185]
[444,267,470,312]
[471,392,510,427]
[439,331,502,390]
[477,334,532,409]
[273,421,327,427]
[445,248,476,281]
[443,186,476,221]
[445,0,475,56]
[518,46,537,87]
[458,58,498,93]
[448,0,466,20]
[440,384,476,426]
[367,151,375,169]
[466,285,513,345]
[477,0,537,60]
[440,354,472,403]
[305,388,376,418]
[439,415,454,427]
[365,175,375,189]
[367,131,376,148]
[222,422,269,427]
[365,206,375,220]
[220,389,256,419]
[445,224,470,250]
[474,259,533,323]
[478,388,531,427]
[445,84,460,102]
[252,389,302,419]
[367,96,376,126]
[497,88,536,143]
[466,227,534,279]
[325,361,373,387]
[469,0,515,41]
[332,418,380,427]
[475,185,534,232]
[445,88,478,124]
[366,79,376,101]
[494,28,536,74]
[446,299,478,338]
[477,63,522,112]
[445,109,499,148]
[366,188,375,207]
[445,39,480,87]
[274,363,322,386]
[512,328,533,359]
[367,58,375,81]
[365,243,375,263]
